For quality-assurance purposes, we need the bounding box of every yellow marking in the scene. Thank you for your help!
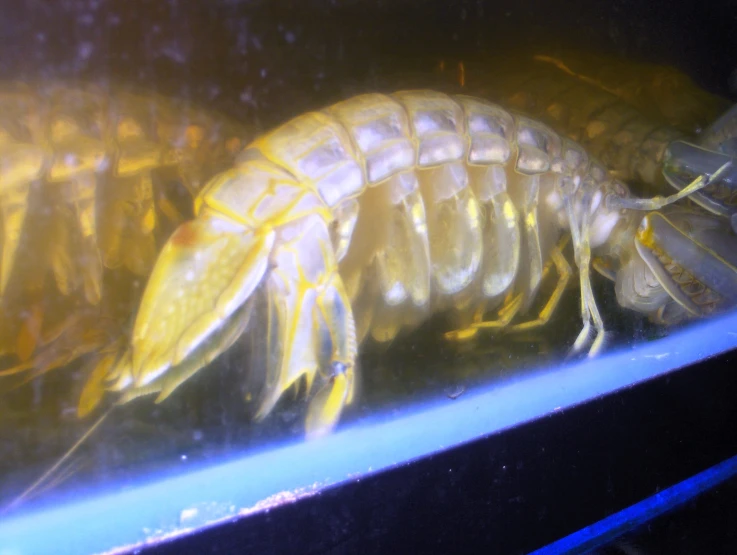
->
[200,191,258,228]
[510,247,572,332]
[265,243,323,402]
[636,216,658,250]
[444,326,479,341]
[251,179,332,228]
[444,293,524,341]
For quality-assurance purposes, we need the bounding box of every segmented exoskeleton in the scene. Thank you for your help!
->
[86,90,736,442]
[428,53,737,251]
[479,53,737,266]
[0,82,256,372]
[366,52,732,220]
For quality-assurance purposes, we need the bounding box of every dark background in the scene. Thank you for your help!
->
[1,0,734,129]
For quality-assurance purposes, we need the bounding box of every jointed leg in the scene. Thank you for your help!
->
[569,206,607,357]
[509,245,572,332]
[444,291,524,342]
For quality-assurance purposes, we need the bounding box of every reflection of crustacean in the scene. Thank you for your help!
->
[517,51,730,135]
[444,53,731,192]
[77,90,735,443]
[0,83,255,367]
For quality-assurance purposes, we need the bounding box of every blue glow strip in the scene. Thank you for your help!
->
[528,453,737,555]
[1,311,736,555]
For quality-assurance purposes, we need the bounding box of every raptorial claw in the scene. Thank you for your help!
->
[121,153,358,436]
[130,209,275,386]
[113,298,255,406]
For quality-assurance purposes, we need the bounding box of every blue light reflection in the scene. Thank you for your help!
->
[1,311,736,555]
[529,453,737,555]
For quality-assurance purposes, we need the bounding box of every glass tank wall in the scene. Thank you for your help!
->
[0,1,736,553]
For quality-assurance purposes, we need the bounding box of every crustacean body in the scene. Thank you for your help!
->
[90,90,737,441]
[0,83,256,373]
